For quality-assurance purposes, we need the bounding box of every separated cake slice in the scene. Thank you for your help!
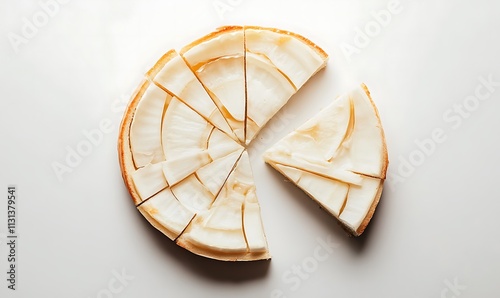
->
[264,84,388,236]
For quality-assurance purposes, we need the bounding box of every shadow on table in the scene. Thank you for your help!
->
[134,206,270,282]
[264,164,388,255]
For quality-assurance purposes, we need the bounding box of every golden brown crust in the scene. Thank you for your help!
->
[244,25,328,61]
[145,49,177,80]
[176,235,271,262]
[179,26,243,56]
[118,79,151,206]
[361,83,389,179]
[354,180,384,236]
[342,84,388,237]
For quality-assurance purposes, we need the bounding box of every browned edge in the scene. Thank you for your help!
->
[145,49,178,80]
[179,25,244,56]
[178,26,244,144]
[361,83,389,179]
[117,79,152,206]
[244,25,329,61]
[176,236,271,262]
[350,83,389,236]
[354,181,384,236]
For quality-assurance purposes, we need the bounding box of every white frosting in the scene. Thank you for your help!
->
[162,97,210,158]
[171,175,214,213]
[138,188,194,238]
[129,82,170,167]
[339,177,381,231]
[245,52,296,143]
[131,162,168,202]
[274,164,348,217]
[161,96,243,186]
[245,28,326,89]
[196,56,246,142]
[197,149,243,196]
[162,151,211,186]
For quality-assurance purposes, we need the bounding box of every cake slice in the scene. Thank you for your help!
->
[264,84,388,236]
[181,26,246,143]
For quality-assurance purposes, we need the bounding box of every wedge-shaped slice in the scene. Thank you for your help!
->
[181,26,246,143]
[119,79,166,206]
[177,152,269,261]
[129,81,172,167]
[245,52,296,143]
[123,80,170,204]
[147,50,235,140]
[161,97,243,186]
[138,188,195,240]
[245,26,328,89]
[264,84,388,236]
[244,26,328,144]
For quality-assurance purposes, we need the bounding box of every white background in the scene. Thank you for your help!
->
[1,0,499,297]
